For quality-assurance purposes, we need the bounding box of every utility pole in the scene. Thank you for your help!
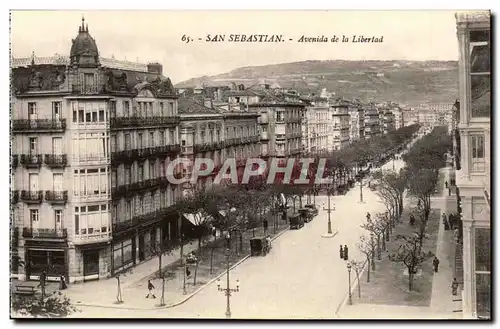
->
[322,185,337,238]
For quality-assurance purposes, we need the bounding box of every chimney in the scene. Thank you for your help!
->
[204,98,213,109]
[147,62,163,75]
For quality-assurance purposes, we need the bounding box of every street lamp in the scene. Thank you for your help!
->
[217,248,240,319]
[347,262,353,305]
[322,185,337,238]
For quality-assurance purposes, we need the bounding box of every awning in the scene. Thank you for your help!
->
[182,213,213,226]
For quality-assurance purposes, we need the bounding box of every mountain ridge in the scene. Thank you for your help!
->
[175,60,459,104]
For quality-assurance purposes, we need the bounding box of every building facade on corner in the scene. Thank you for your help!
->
[11,18,182,283]
[455,10,491,319]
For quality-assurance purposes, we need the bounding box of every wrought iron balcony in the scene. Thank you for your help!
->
[22,227,67,239]
[11,190,19,204]
[11,155,18,169]
[112,217,140,233]
[111,145,181,165]
[193,141,225,153]
[71,84,106,95]
[12,119,66,133]
[44,154,67,168]
[20,190,43,203]
[45,190,68,204]
[225,138,242,147]
[110,116,180,129]
[20,154,43,168]
[111,178,162,200]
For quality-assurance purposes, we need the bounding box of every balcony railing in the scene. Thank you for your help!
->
[112,177,170,200]
[224,138,241,147]
[71,84,106,95]
[193,141,225,153]
[11,190,19,204]
[12,119,66,133]
[111,144,181,164]
[110,116,180,129]
[112,217,140,233]
[44,154,67,168]
[20,154,43,168]
[21,190,43,203]
[12,155,18,169]
[113,206,177,233]
[22,227,67,239]
[45,190,68,204]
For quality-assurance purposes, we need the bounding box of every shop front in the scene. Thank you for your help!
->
[25,248,67,281]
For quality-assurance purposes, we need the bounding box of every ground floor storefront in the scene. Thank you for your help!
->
[460,192,491,319]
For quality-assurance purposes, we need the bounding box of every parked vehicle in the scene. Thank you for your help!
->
[304,204,319,217]
[289,213,304,230]
[250,236,271,256]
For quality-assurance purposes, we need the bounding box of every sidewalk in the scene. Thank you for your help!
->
[429,166,462,318]
[57,217,290,310]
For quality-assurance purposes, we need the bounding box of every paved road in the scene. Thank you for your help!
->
[74,160,405,319]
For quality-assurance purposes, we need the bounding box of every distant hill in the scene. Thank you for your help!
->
[175,60,458,104]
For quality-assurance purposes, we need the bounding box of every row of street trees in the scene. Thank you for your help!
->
[354,125,453,292]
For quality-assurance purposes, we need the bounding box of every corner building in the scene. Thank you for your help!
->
[455,11,491,319]
[11,19,181,282]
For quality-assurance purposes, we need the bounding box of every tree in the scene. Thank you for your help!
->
[406,167,437,223]
[146,237,175,306]
[11,292,79,318]
[174,189,218,286]
[360,217,379,268]
[388,234,434,291]
[348,260,364,298]
[356,234,376,282]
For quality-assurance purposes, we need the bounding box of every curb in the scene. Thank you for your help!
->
[74,227,289,311]
[334,258,370,316]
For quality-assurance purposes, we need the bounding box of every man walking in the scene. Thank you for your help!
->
[339,245,344,259]
[146,279,156,299]
[433,256,440,273]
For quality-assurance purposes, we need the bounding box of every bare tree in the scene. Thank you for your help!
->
[389,234,434,291]
[356,234,376,282]
[360,217,379,267]
[347,260,364,298]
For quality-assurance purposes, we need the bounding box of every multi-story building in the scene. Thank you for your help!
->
[381,109,395,134]
[329,98,350,150]
[363,102,380,139]
[11,19,182,282]
[454,11,491,319]
[300,93,329,154]
[348,99,365,143]
[227,84,305,158]
[176,97,260,192]
[388,102,404,130]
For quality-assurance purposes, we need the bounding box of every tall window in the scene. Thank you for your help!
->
[169,129,175,144]
[52,137,62,155]
[149,132,155,147]
[84,73,95,86]
[471,134,485,171]
[30,209,39,225]
[475,228,491,318]
[124,133,131,150]
[123,101,130,117]
[469,30,490,118]
[149,161,156,179]
[125,166,131,185]
[55,210,63,229]
[138,164,144,182]
[73,168,108,197]
[138,133,143,149]
[72,101,107,124]
[52,102,62,120]
[160,131,165,146]
[28,102,37,119]
[160,102,164,116]
[29,137,38,154]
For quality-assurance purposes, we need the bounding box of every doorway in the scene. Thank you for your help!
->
[83,250,99,280]
[138,234,145,261]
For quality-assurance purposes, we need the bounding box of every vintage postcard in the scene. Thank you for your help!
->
[9,10,491,320]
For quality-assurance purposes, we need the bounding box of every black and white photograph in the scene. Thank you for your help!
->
[8,9,491,320]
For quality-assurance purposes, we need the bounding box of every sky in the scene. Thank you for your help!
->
[10,10,459,84]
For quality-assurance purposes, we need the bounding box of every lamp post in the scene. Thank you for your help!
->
[347,262,353,305]
[217,248,240,319]
[322,185,337,238]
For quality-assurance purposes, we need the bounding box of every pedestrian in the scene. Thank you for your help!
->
[445,181,448,189]
[339,245,344,259]
[442,213,449,230]
[186,266,191,278]
[409,214,415,226]
[452,278,459,296]
[448,213,454,230]
[263,218,268,233]
[145,279,156,299]
[449,187,451,196]
[38,269,47,298]
[433,256,440,273]
[343,245,349,261]
[59,274,67,290]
